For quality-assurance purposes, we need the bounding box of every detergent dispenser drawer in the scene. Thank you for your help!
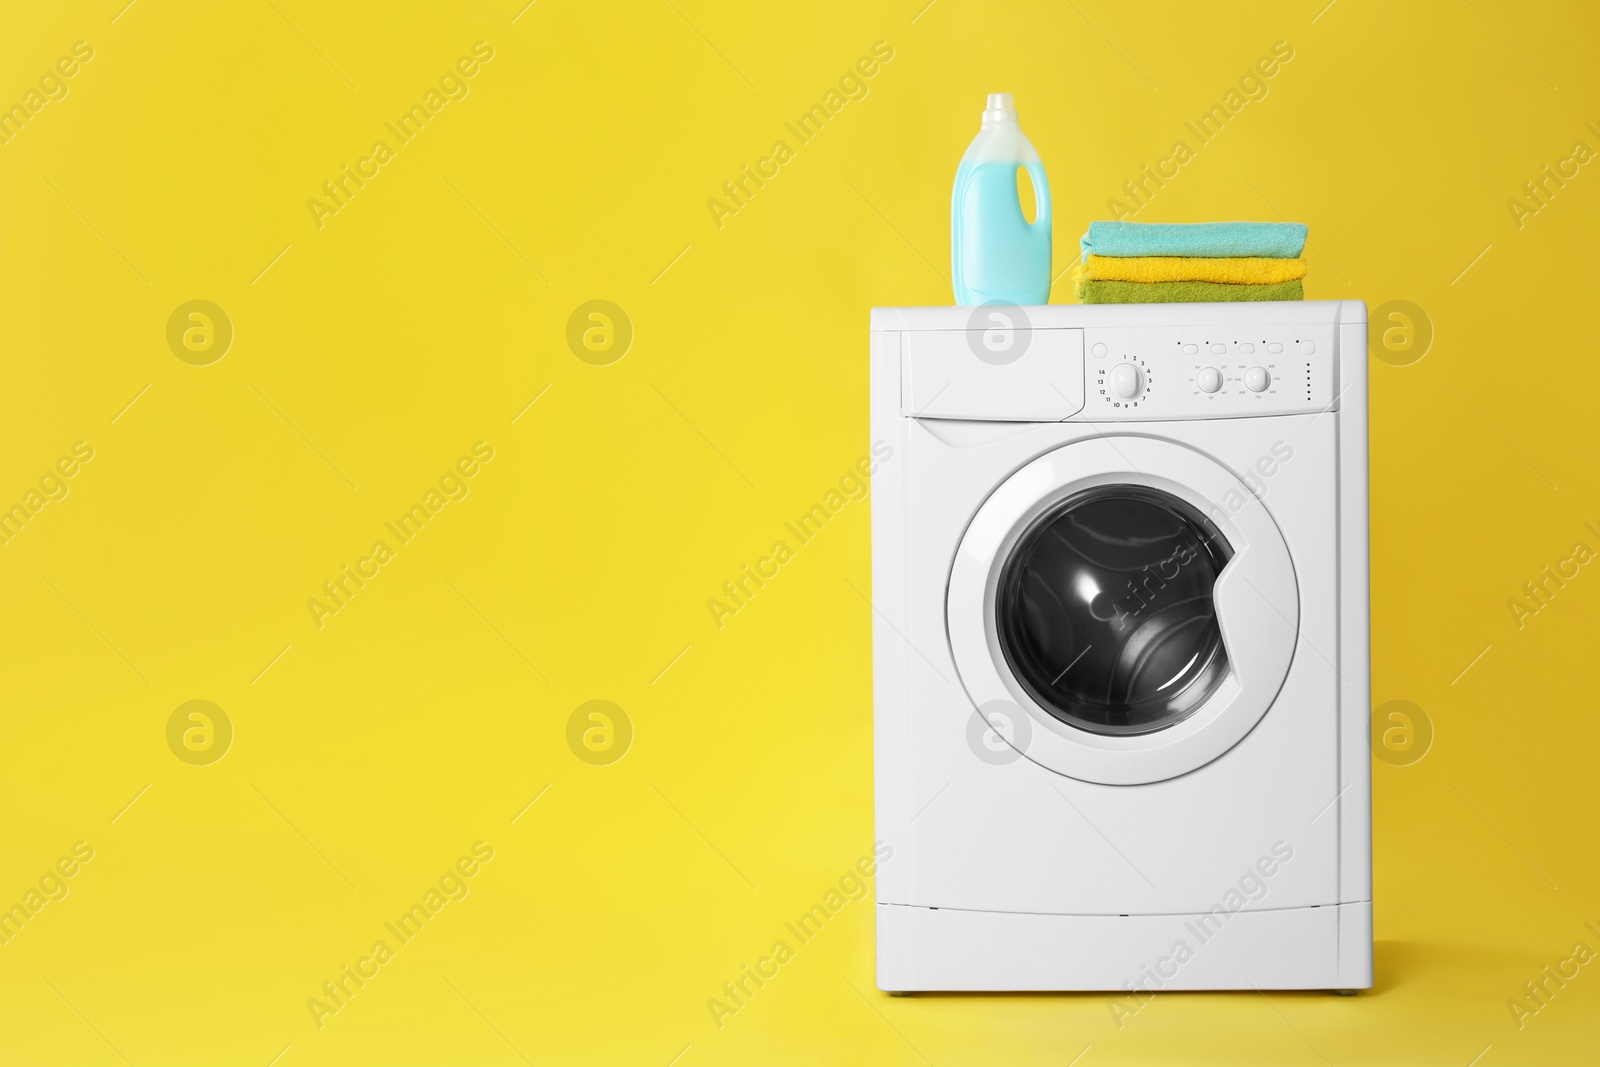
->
[901,323,1084,422]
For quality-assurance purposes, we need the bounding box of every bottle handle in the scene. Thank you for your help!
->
[1023,161,1051,232]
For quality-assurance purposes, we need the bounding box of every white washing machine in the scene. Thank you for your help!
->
[870,300,1371,993]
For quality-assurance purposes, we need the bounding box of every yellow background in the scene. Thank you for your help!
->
[2,0,1597,1063]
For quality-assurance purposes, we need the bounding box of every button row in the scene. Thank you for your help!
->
[1180,340,1313,356]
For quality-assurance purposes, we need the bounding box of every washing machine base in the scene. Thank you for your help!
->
[876,901,1373,992]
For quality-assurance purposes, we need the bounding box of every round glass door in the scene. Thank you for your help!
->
[995,485,1234,736]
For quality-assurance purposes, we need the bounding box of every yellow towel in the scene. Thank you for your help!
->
[1084,254,1307,284]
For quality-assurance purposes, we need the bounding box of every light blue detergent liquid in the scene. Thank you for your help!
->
[951,93,1052,306]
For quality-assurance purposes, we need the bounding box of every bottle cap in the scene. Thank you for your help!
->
[983,92,1016,123]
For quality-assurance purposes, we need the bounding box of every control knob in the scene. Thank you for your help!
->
[1109,362,1143,399]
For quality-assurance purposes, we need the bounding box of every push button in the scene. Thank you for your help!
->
[1182,343,1198,355]
[1239,342,1255,354]
[1266,342,1284,354]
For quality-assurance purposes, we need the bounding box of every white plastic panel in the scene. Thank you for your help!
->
[1081,323,1337,420]
[888,417,1342,917]
[1336,315,1373,906]
[877,901,1369,991]
[901,326,1083,421]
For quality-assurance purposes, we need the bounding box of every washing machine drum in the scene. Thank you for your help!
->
[948,436,1300,785]
[996,485,1234,737]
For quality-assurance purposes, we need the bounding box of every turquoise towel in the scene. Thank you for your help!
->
[1081,221,1308,259]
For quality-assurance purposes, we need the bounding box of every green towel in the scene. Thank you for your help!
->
[1077,279,1304,304]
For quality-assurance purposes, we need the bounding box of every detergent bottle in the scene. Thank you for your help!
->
[951,93,1052,306]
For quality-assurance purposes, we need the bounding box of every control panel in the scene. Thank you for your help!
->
[1082,324,1336,420]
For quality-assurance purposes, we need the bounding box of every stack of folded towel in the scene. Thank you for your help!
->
[1076,221,1308,304]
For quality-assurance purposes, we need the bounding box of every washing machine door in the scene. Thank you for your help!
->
[947,436,1299,785]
